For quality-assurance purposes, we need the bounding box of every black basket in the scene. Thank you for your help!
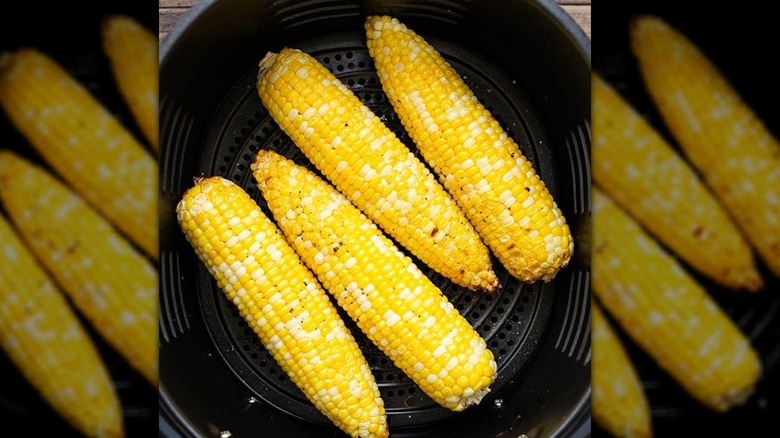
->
[0,1,158,436]
[593,2,780,437]
[159,1,590,437]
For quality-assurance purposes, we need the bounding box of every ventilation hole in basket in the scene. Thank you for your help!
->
[387,390,394,397]
[346,78,355,86]
[334,54,342,61]
[260,359,267,368]
[251,352,259,360]
[496,307,505,315]
[336,64,345,72]
[358,61,366,68]
[218,165,227,173]
[478,302,487,311]
[322,56,331,64]
[348,62,355,70]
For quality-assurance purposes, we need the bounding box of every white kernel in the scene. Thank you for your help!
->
[522,197,534,208]
[226,235,239,247]
[413,362,424,373]
[336,161,348,172]
[287,109,299,120]
[446,356,459,370]
[360,301,372,311]
[384,310,401,326]
[446,396,460,405]
[424,315,436,328]
[314,252,324,264]
[228,217,241,227]
[461,158,474,169]
[303,107,316,119]
[433,346,446,358]
[345,257,357,268]
[297,67,309,78]
[426,374,437,384]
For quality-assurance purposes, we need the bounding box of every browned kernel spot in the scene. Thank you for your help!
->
[507,243,515,250]
[693,226,703,237]
[431,227,439,237]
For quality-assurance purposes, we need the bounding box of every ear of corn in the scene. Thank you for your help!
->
[252,149,497,412]
[591,187,762,412]
[0,48,157,260]
[176,176,388,438]
[629,15,780,277]
[0,150,158,387]
[365,15,573,283]
[592,73,762,291]
[592,299,652,438]
[101,14,159,152]
[256,48,497,292]
[0,214,123,438]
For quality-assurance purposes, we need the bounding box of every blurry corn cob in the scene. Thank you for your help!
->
[592,187,761,412]
[365,15,573,283]
[0,150,158,386]
[176,176,387,438]
[0,214,123,438]
[101,14,159,152]
[256,48,497,292]
[592,299,652,438]
[592,73,762,291]
[252,150,497,411]
[0,48,157,260]
[630,15,780,277]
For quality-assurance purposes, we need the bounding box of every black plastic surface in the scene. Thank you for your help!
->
[0,1,158,436]
[160,1,591,437]
[593,2,780,437]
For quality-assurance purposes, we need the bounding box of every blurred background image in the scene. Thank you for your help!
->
[593,2,780,437]
[0,1,158,437]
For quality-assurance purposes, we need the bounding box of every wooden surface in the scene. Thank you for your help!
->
[159,0,591,42]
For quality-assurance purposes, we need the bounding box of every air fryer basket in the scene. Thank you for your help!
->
[159,1,591,436]
[594,2,780,437]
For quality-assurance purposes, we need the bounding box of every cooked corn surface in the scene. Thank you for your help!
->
[630,15,780,277]
[592,73,761,291]
[592,300,652,438]
[592,187,761,412]
[365,15,573,283]
[0,48,157,260]
[101,14,159,152]
[256,48,497,292]
[252,150,497,411]
[0,215,123,438]
[176,176,387,438]
[0,150,158,386]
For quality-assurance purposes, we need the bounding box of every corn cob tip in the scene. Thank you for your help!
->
[258,51,279,82]
[251,149,274,187]
[0,51,11,71]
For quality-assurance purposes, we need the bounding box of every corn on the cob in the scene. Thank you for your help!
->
[365,15,573,283]
[0,214,123,438]
[0,150,158,386]
[252,149,497,411]
[0,48,157,260]
[592,299,652,438]
[176,176,387,438]
[101,14,159,152]
[629,15,780,277]
[256,48,497,292]
[592,73,762,291]
[591,187,762,412]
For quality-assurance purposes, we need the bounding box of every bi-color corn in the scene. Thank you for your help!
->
[593,73,762,291]
[365,15,573,283]
[252,150,497,411]
[176,176,387,438]
[592,300,652,438]
[592,187,761,412]
[0,214,123,438]
[630,15,780,277]
[0,150,158,386]
[0,48,157,260]
[101,14,159,152]
[256,48,497,292]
